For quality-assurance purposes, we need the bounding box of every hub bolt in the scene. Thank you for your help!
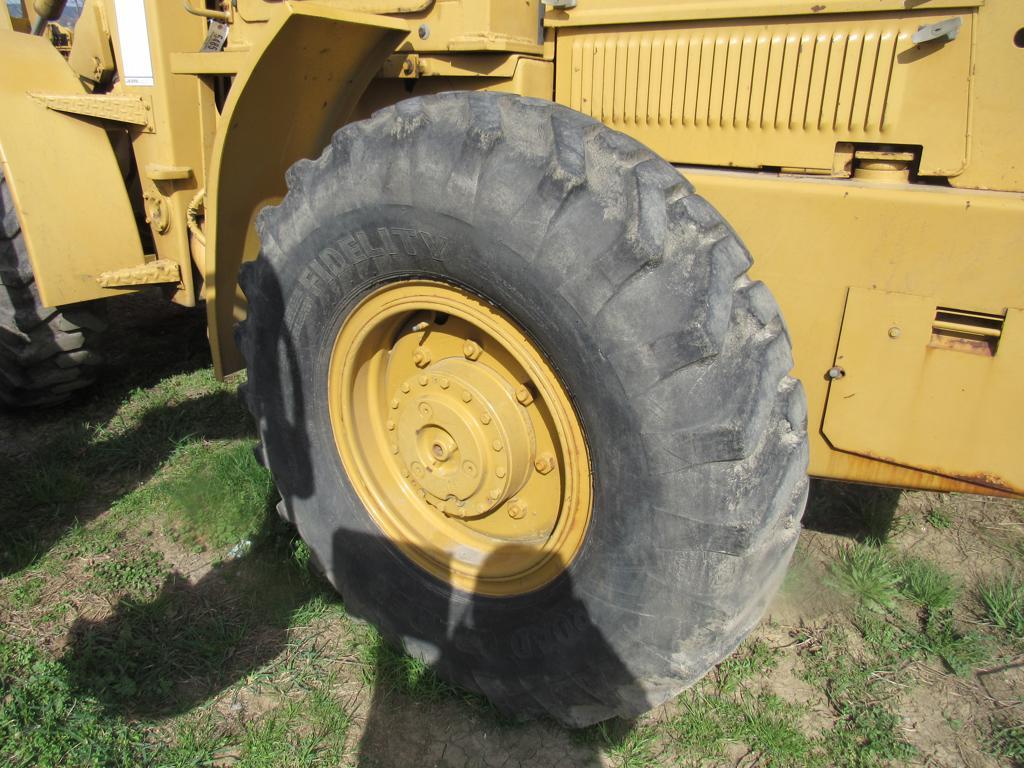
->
[413,348,432,367]
[507,499,527,520]
[515,386,534,406]
[534,453,556,475]
[463,340,482,360]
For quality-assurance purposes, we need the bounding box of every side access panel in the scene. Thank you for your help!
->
[0,30,143,306]
[823,289,1023,495]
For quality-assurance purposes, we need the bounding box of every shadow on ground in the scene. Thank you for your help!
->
[802,479,902,544]
[0,291,245,576]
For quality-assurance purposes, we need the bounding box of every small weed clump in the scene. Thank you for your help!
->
[978,573,1024,643]
[86,547,168,601]
[828,544,900,611]
[896,557,960,614]
[925,509,952,530]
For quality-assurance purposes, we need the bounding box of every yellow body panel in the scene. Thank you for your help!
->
[0,28,143,306]
[824,289,1022,494]
[689,168,1024,495]
[555,12,973,176]
[543,0,982,26]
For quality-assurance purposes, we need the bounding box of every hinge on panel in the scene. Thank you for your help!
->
[97,260,181,288]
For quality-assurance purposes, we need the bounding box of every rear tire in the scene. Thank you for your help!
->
[239,92,808,726]
[0,174,106,408]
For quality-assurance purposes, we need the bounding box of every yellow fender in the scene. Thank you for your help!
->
[206,4,408,376]
[0,29,143,306]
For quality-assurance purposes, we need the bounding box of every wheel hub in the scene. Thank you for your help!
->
[327,280,592,596]
[392,359,535,519]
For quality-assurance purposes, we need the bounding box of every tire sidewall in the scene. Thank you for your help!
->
[258,203,660,683]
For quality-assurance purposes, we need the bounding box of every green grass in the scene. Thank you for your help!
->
[895,557,960,614]
[86,546,168,601]
[0,637,147,768]
[978,573,1024,643]
[157,440,276,551]
[665,640,821,767]
[984,718,1024,765]
[925,509,952,530]
[357,626,455,702]
[828,543,900,611]
[801,628,917,768]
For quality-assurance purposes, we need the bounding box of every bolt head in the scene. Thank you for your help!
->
[463,340,482,361]
[507,500,527,520]
[515,386,534,406]
[418,23,429,39]
[534,453,556,475]
[827,366,846,380]
[419,375,429,386]
[492,440,503,452]
[462,390,473,403]
[888,326,901,339]
[386,420,396,431]
[480,413,491,425]
[439,377,450,389]
[413,348,431,367]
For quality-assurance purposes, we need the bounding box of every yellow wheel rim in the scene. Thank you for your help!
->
[328,281,592,597]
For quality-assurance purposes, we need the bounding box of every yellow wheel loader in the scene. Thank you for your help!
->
[1,0,1020,726]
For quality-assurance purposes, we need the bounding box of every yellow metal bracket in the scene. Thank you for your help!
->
[97,259,182,288]
[28,92,154,132]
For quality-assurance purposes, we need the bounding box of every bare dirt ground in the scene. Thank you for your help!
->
[1,293,1021,767]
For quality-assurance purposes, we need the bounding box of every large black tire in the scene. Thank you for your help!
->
[239,92,808,727]
[0,175,106,408]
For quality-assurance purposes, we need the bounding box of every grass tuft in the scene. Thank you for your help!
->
[828,544,900,611]
[895,557,960,614]
[978,573,1024,643]
[984,718,1024,764]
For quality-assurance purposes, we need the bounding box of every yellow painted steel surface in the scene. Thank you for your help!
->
[543,0,982,27]
[205,6,408,377]
[688,168,1024,496]
[0,28,143,306]
[824,289,1022,494]
[554,12,972,176]
[328,282,592,595]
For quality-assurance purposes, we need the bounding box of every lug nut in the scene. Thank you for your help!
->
[463,340,482,360]
[515,386,534,406]
[413,348,432,367]
[507,500,527,520]
[534,453,556,475]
